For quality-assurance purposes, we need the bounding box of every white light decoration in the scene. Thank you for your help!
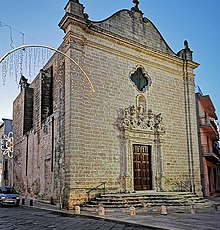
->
[1,132,14,158]
[0,44,95,93]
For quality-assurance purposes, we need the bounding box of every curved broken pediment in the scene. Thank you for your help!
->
[88,9,176,56]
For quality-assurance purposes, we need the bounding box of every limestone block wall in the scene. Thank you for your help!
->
[13,91,27,193]
[62,6,202,207]
[13,1,203,209]
[13,54,66,202]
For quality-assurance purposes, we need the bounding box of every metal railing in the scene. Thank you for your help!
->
[162,176,192,192]
[201,144,220,157]
[210,119,219,133]
[201,144,210,154]
[200,116,218,134]
[86,182,106,201]
[213,144,220,156]
[176,181,192,192]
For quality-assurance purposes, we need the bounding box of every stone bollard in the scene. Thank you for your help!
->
[75,206,81,215]
[160,205,167,215]
[130,206,136,216]
[30,199,34,206]
[143,202,151,209]
[142,202,147,208]
[190,204,195,214]
[98,205,105,216]
[22,198,25,205]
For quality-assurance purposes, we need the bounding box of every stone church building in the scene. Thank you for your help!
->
[13,0,202,209]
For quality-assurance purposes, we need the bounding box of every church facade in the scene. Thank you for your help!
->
[13,0,202,209]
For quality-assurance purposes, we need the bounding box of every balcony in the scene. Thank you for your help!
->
[199,116,219,140]
[201,144,220,163]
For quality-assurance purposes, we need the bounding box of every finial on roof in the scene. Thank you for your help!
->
[133,0,139,7]
[184,40,189,50]
[177,40,193,61]
[131,0,143,14]
[19,75,29,91]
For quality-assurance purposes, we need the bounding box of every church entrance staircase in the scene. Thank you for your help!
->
[84,191,209,209]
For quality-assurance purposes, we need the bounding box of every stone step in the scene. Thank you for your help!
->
[95,196,192,201]
[101,191,191,197]
[88,202,187,208]
[84,192,208,209]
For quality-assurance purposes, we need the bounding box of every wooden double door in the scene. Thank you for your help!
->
[133,144,152,191]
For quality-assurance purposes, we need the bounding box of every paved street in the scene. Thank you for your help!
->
[1,197,220,230]
[0,206,157,230]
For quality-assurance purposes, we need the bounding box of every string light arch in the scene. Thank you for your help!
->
[0,44,95,93]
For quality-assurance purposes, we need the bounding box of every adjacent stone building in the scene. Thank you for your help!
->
[13,0,203,209]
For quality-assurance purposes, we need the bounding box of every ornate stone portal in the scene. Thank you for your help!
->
[118,105,165,133]
[117,104,165,192]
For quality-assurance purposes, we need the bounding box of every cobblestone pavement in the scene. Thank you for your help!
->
[26,198,220,230]
[0,206,159,230]
[105,209,220,230]
[2,197,220,230]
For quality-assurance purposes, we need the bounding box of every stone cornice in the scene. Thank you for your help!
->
[59,12,87,33]
[124,128,154,139]
[84,37,195,77]
[61,20,199,78]
[123,129,165,143]
[85,25,199,69]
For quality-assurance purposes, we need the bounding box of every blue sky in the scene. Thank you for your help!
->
[0,0,219,120]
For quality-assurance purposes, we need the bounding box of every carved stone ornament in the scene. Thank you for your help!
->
[131,0,143,14]
[130,66,151,93]
[118,105,165,133]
